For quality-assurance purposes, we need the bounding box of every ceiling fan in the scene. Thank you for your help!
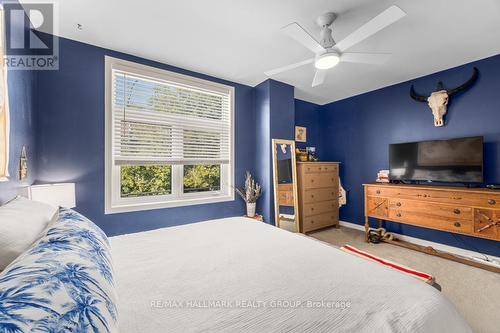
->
[265,5,406,87]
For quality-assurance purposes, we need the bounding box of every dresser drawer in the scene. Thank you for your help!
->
[474,209,500,240]
[302,188,338,204]
[366,186,500,209]
[303,200,337,217]
[302,211,339,232]
[302,173,338,189]
[366,196,388,218]
[302,164,338,174]
[388,209,473,234]
[388,199,472,220]
[365,186,389,197]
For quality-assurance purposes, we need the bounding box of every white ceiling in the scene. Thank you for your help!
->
[23,0,500,104]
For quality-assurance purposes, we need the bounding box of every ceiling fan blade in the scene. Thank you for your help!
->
[282,22,324,54]
[312,69,327,87]
[264,58,314,76]
[334,5,406,52]
[340,52,391,64]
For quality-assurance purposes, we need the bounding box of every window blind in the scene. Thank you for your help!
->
[112,69,231,166]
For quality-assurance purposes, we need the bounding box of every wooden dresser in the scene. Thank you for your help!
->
[364,183,500,242]
[297,162,340,233]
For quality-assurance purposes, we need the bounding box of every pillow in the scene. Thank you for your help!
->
[0,208,118,332]
[0,196,58,270]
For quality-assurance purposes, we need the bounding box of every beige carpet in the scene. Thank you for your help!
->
[308,226,500,333]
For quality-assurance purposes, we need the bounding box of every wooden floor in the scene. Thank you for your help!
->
[309,226,500,333]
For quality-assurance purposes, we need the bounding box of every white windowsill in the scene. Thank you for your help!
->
[105,193,235,214]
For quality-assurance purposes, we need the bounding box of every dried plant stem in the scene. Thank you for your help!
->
[236,171,262,203]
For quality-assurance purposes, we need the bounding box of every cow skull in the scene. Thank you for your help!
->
[427,90,449,127]
[410,67,478,127]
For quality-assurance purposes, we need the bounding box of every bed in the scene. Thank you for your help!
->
[110,217,471,333]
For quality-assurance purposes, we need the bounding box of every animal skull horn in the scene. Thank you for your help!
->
[410,67,479,127]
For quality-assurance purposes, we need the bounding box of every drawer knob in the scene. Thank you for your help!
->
[311,194,314,198]
[311,208,314,211]
[453,209,461,215]
[454,222,461,228]
[396,213,402,217]
[318,167,322,170]
[376,190,381,194]
[396,202,401,207]
[488,199,496,205]
[311,220,314,224]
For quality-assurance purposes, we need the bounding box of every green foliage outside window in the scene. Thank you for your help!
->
[120,164,221,197]
[184,165,221,193]
[121,165,172,198]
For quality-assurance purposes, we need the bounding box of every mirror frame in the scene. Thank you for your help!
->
[271,139,300,232]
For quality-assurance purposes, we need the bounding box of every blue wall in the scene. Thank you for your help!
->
[0,0,37,203]
[254,80,272,223]
[254,79,295,223]
[269,80,295,223]
[36,35,256,236]
[294,99,320,152]
[314,54,500,256]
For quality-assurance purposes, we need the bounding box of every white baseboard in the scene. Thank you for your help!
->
[338,220,500,263]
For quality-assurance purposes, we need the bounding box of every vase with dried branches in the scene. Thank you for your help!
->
[236,171,262,217]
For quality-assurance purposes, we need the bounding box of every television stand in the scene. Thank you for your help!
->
[364,183,500,273]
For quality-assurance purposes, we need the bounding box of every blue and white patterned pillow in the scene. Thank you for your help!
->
[0,208,118,333]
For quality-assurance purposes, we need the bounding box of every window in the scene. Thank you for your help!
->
[105,57,234,213]
[0,7,9,181]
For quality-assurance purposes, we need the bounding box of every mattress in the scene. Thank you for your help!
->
[110,217,471,333]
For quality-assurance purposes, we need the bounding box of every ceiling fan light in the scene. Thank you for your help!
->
[314,52,340,69]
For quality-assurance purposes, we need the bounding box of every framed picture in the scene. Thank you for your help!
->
[19,146,28,181]
[295,126,307,142]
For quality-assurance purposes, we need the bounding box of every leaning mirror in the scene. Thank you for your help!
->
[272,139,300,232]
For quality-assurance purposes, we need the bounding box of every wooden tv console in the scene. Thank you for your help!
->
[364,183,500,272]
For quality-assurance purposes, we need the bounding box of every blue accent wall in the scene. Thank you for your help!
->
[254,80,272,223]
[310,54,500,256]
[0,0,37,203]
[36,35,256,236]
[254,79,295,224]
[294,99,320,152]
[269,80,295,141]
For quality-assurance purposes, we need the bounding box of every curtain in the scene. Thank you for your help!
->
[0,7,9,181]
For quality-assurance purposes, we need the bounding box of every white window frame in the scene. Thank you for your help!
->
[105,56,235,214]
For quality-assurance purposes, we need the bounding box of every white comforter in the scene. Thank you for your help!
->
[110,217,471,333]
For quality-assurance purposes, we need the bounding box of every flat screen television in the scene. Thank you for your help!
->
[389,136,483,183]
